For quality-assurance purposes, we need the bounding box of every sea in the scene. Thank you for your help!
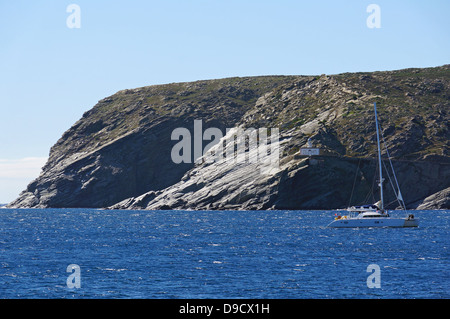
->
[0,209,448,299]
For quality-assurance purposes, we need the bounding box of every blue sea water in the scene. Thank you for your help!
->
[0,209,448,299]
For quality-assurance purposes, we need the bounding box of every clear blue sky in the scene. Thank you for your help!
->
[0,0,449,202]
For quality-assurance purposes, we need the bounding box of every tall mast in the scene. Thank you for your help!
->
[374,102,384,211]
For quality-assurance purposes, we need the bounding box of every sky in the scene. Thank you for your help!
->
[0,0,449,203]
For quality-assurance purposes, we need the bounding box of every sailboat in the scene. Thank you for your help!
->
[327,102,419,228]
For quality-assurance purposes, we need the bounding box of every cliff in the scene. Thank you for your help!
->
[8,65,450,210]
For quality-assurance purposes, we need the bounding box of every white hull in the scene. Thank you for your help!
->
[327,217,419,228]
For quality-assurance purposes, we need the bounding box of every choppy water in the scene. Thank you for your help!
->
[0,209,448,298]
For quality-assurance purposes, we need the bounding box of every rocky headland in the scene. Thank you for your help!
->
[8,65,450,210]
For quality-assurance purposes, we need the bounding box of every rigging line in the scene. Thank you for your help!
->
[348,158,361,207]
[386,198,400,208]
[381,159,403,209]
[363,164,378,205]
[379,121,407,210]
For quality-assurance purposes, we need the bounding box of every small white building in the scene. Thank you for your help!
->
[300,138,321,156]
[300,148,320,156]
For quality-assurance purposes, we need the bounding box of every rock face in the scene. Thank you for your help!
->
[8,65,450,210]
[416,187,450,210]
[110,155,450,211]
